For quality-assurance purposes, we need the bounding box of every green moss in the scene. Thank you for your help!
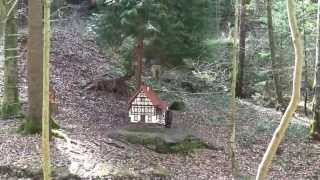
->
[0,102,22,118]
[50,118,60,129]
[18,118,60,135]
[310,114,320,140]
[109,129,211,154]
[168,135,209,154]
[18,119,42,134]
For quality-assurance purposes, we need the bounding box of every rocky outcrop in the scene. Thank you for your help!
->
[108,127,215,154]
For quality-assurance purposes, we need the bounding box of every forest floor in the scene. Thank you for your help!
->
[1,11,320,180]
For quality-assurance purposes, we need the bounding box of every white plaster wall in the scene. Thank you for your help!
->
[129,91,166,125]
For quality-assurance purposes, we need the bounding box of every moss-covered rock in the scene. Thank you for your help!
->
[0,165,81,180]
[108,127,213,154]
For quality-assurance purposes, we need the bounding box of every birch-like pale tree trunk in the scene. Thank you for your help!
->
[42,0,51,178]
[310,0,320,139]
[0,0,5,96]
[256,0,304,179]
[229,0,239,177]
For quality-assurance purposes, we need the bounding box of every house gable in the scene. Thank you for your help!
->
[128,85,168,111]
[131,91,153,107]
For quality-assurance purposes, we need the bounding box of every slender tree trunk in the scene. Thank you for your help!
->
[302,0,309,117]
[135,38,144,89]
[42,0,51,178]
[0,0,5,37]
[88,0,96,9]
[229,0,239,177]
[0,1,5,104]
[1,0,20,118]
[215,0,220,36]
[25,0,43,132]
[267,0,284,111]
[235,0,246,98]
[254,0,262,16]
[310,0,320,140]
[256,0,304,179]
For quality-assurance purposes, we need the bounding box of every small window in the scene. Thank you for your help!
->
[146,115,152,122]
[134,115,139,122]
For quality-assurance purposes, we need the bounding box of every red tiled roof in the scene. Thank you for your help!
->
[129,85,168,111]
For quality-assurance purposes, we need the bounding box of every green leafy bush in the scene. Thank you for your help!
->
[169,101,186,111]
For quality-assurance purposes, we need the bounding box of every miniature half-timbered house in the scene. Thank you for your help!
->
[128,85,169,125]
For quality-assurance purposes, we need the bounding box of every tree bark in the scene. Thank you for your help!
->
[267,0,284,111]
[42,0,51,178]
[0,0,5,37]
[256,0,304,179]
[254,0,263,16]
[26,0,43,131]
[235,0,246,98]
[310,0,320,140]
[1,0,20,118]
[229,0,239,177]
[135,38,144,89]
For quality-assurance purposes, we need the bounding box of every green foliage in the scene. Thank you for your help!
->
[93,0,215,69]
[255,120,277,134]
[169,101,186,111]
[0,102,22,118]
[257,52,271,61]
[239,130,256,148]
[264,1,317,42]
[118,37,135,74]
[207,116,225,126]
[255,119,308,140]
[51,0,65,12]
[287,123,309,139]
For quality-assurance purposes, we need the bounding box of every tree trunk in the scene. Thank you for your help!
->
[42,0,51,178]
[88,0,96,9]
[235,0,246,98]
[24,0,43,132]
[135,38,144,89]
[229,0,239,177]
[1,0,20,118]
[0,1,5,107]
[0,0,5,37]
[302,0,309,117]
[256,0,304,179]
[267,0,284,111]
[254,0,263,16]
[310,0,320,140]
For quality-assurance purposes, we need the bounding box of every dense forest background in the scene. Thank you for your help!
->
[1,0,320,179]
